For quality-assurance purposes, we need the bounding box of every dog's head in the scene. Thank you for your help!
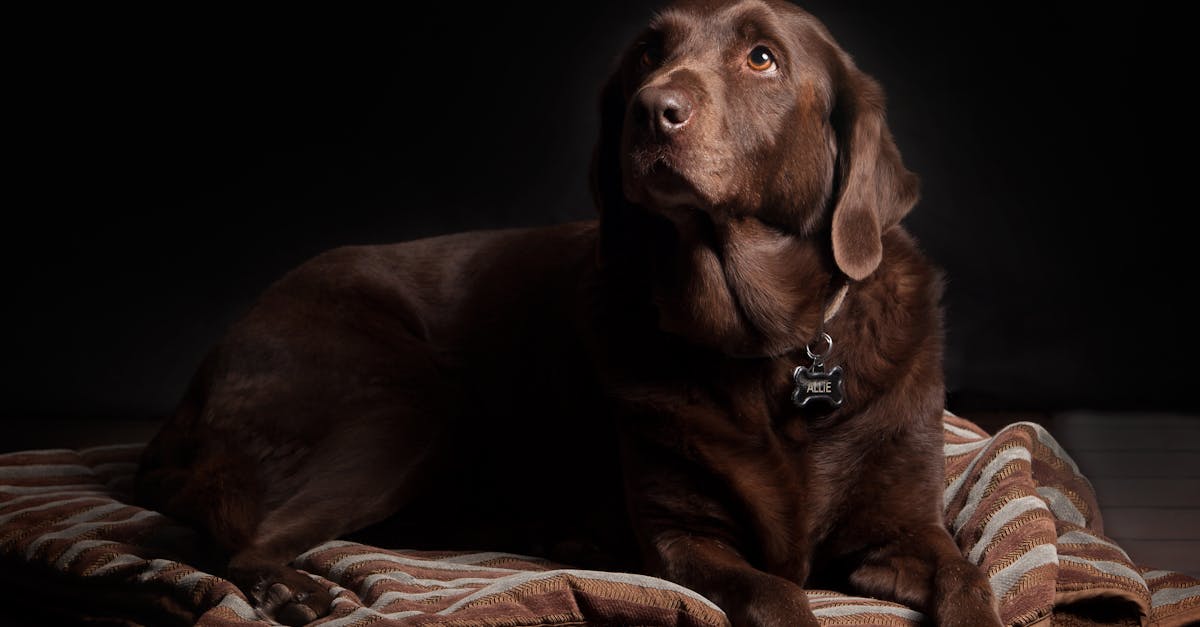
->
[593,0,917,281]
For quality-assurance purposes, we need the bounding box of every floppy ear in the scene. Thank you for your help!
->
[590,54,638,266]
[829,57,920,281]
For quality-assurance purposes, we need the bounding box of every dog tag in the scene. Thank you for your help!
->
[791,332,844,408]
[792,364,844,408]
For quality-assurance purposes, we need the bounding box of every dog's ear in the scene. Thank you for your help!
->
[828,57,919,281]
[591,52,635,266]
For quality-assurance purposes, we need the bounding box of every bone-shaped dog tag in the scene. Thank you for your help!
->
[791,364,844,408]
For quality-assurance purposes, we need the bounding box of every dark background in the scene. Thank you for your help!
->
[5,1,1190,427]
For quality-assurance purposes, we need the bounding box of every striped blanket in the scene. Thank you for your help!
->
[1,413,1197,626]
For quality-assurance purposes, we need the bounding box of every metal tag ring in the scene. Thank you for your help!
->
[806,332,833,361]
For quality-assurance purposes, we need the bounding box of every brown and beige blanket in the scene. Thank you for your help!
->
[1,412,1197,626]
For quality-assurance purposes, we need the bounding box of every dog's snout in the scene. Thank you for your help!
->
[637,86,694,135]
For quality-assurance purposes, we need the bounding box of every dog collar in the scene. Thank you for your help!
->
[792,281,850,409]
[822,283,849,324]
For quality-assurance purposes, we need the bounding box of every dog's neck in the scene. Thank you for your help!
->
[645,210,843,358]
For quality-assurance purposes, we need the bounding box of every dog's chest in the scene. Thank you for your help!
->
[763,361,866,536]
[689,365,852,569]
[609,342,865,573]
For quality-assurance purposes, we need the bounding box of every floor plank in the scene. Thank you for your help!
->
[1070,450,1200,478]
[1088,479,1200,508]
[1101,507,1200,540]
[1052,412,1200,452]
[1,419,160,453]
[1105,540,1200,578]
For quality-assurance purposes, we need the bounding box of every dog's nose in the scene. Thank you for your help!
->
[637,86,693,135]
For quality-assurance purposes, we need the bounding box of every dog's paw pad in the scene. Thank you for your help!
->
[262,582,294,608]
[277,599,319,626]
[231,562,333,626]
[258,581,326,626]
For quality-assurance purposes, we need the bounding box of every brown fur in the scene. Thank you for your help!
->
[135,1,1002,625]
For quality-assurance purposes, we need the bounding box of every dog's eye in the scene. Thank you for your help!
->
[640,43,662,69]
[747,46,776,72]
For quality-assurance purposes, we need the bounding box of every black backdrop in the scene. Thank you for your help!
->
[5,2,1190,424]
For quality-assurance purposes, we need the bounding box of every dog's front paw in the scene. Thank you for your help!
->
[935,561,1002,627]
[721,584,819,627]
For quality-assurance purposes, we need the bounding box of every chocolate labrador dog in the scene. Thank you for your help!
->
[135,1,1002,625]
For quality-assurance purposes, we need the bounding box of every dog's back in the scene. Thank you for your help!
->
[135,220,633,622]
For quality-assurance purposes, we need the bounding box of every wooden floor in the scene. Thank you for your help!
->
[3,412,1199,577]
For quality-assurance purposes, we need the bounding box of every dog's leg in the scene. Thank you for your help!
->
[223,498,348,627]
[223,430,440,626]
[142,423,439,624]
[845,523,1002,627]
[138,452,335,625]
[653,534,818,627]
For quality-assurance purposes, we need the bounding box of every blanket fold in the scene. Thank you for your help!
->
[1,413,1197,626]
[939,414,1200,626]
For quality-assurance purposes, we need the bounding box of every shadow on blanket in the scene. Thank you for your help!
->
[0,413,1197,626]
